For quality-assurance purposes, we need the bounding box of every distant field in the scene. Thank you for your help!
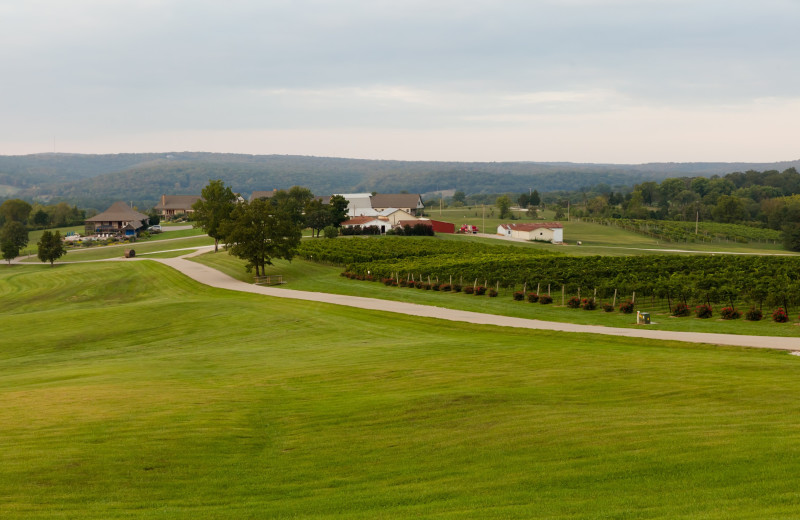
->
[4,261,800,518]
[428,208,791,256]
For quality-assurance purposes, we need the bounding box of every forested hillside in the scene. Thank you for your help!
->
[2,152,800,210]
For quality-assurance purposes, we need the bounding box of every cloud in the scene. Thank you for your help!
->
[2,0,799,161]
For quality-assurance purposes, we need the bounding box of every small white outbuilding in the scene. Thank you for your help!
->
[497,222,564,243]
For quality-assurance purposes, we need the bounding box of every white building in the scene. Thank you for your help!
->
[497,222,564,243]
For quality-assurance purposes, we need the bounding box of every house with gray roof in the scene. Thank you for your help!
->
[85,202,150,237]
[369,194,424,216]
[154,194,202,219]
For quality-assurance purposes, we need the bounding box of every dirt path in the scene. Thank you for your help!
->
[154,249,800,351]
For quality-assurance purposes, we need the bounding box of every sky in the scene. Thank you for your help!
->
[2,0,799,163]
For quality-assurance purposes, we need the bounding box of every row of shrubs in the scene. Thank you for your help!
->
[560,296,635,313]
[652,302,793,322]
[509,292,566,306]
[341,272,505,297]
[526,294,797,323]
[341,272,797,323]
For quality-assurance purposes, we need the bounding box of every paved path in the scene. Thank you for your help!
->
[153,249,800,351]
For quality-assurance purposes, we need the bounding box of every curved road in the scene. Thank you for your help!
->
[153,247,800,351]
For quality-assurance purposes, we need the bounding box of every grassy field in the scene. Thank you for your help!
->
[3,260,800,518]
[428,208,793,256]
[191,250,800,337]
[19,234,213,263]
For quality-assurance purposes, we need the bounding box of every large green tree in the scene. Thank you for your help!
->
[0,199,32,224]
[37,230,66,266]
[192,180,237,252]
[530,189,541,207]
[305,199,332,237]
[1,221,29,264]
[221,195,303,276]
[712,195,747,223]
[328,194,349,226]
[496,195,512,219]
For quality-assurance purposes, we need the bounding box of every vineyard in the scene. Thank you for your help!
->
[299,237,800,313]
[586,218,783,244]
[298,236,560,265]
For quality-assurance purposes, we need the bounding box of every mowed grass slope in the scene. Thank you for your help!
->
[3,262,800,518]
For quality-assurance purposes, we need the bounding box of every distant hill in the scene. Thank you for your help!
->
[2,152,799,211]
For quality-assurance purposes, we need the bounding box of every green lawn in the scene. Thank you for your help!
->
[3,261,800,518]
[19,235,214,263]
[192,251,800,337]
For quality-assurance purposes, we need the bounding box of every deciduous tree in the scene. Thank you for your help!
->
[305,199,332,237]
[192,179,237,252]
[37,230,66,266]
[328,195,349,226]
[1,221,29,264]
[496,195,512,219]
[0,199,32,224]
[221,195,303,276]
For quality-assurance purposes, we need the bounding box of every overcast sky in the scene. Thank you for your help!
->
[2,0,798,162]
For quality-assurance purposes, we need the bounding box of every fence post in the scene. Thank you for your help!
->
[562,285,565,306]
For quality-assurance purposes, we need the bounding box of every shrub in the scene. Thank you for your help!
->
[695,304,713,319]
[415,281,425,289]
[513,291,525,301]
[432,283,440,291]
[567,296,581,309]
[580,298,597,311]
[452,284,462,293]
[720,306,741,320]
[488,288,498,297]
[744,307,763,321]
[772,308,789,323]
[527,292,539,303]
[423,283,432,290]
[474,286,487,296]
[439,284,451,292]
[602,302,614,312]
[398,279,408,287]
[539,294,553,304]
[382,278,394,286]
[672,302,690,317]
[619,300,635,314]
[463,286,474,294]
[323,225,339,239]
